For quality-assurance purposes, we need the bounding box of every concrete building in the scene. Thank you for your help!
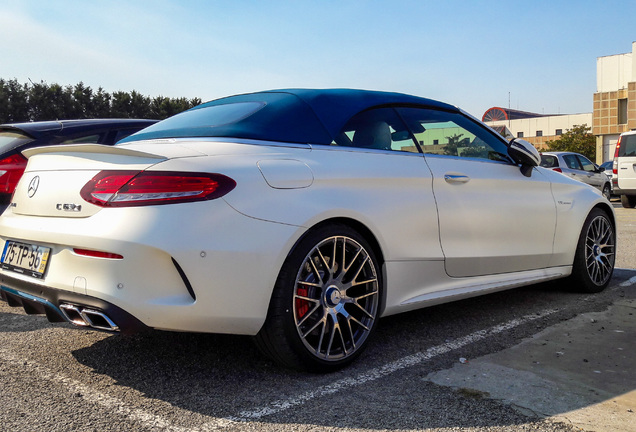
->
[483,42,636,164]
[594,41,636,162]
[483,108,592,151]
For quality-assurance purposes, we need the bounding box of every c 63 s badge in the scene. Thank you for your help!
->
[56,203,82,212]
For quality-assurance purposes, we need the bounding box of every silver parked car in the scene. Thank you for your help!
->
[600,161,615,196]
[540,151,611,200]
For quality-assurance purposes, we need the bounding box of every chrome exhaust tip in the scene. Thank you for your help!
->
[81,309,120,331]
[60,304,90,327]
[59,304,119,332]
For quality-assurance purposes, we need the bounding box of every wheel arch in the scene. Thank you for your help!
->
[255,216,387,370]
[592,201,616,230]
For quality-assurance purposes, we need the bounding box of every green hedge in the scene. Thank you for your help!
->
[0,78,202,123]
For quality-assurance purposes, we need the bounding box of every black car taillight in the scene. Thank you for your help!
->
[80,170,236,207]
[0,153,28,194]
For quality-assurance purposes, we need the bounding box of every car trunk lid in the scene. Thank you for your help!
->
[11,144,172,218]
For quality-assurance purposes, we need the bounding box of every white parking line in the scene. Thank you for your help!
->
[224,307,561,423]
[1,308,561,431]
[227,279,636,424]
[618,273,636,287]
[0,347,198,432]
[4,278,634,431]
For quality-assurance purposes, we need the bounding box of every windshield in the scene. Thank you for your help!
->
[0,130,33,154]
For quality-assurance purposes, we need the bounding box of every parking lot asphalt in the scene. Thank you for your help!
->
[1,200,634,432]
[425,201,636,432]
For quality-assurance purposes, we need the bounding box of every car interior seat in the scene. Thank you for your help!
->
[352,121,392,150]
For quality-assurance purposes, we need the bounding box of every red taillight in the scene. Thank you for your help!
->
[80,170,236,207]
[73,248,124,259]
[613,136,622,175]
[552,168,563,173]
[614,136,622,159]
[0,153,28,194]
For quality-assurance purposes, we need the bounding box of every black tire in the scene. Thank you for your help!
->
[602,183,611,200]
[621,194,636,208]
[567,208,615,293]
[254,224,381,372]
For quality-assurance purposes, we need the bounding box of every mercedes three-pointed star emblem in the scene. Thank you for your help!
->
[27,176,40,198]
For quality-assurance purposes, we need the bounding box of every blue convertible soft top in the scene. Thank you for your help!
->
[119,89,459,145]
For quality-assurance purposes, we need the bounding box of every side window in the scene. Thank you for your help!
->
[562,154,582,170]
[577,155,596,173]
[334,108,418,153]
[396,107,510,162]
[113,128,144,143]
[540,155,558,168]
[60,134,101,145]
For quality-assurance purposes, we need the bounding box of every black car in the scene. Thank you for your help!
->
[0,119,157,205]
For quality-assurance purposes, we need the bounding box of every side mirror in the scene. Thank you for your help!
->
[508,139,540,177]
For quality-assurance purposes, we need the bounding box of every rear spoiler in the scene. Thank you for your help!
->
[22,143,166,160]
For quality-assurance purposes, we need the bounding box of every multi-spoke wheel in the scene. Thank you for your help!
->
[255,224,381,372]
[569,209,615,293]
[602,183,611,201]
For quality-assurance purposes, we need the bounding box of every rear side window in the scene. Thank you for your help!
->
[60,134,101,144]
[113,128,145,143]
[540,155,558,168]
[0,131,33,154]
[334,107,418,153]
[619,134,636,157]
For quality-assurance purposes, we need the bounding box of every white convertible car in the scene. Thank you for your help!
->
[0,89,615,371]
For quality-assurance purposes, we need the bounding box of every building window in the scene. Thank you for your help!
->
[433,139,439,145]
[556,129,562,135]
[619,98,628,124]
[536,130,543,137]
[517,132,524,138]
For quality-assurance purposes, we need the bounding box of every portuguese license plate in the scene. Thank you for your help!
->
[1,240,51,279]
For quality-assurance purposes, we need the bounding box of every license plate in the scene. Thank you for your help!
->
[1,240,51,279]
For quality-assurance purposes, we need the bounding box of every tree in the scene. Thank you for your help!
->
[0,78,200,123]
[545,124,596,160]
[443,133,467,156]
[92,87,112,117]
[72,82,95,118]
[0,79,29,122]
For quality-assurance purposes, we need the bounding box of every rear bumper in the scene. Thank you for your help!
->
[612,177,636,195]
[612,186,636,195]
[0,274,148,334]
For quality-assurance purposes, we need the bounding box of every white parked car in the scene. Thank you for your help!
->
[0,89,616,371]
[612,130,636,208]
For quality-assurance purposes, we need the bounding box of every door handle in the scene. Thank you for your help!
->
[444,174,470,184]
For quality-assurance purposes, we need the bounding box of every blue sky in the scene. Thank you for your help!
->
[1,0,635,118]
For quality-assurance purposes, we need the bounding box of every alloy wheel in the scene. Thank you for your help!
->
[293,235,379,362]
[585,215,615,286]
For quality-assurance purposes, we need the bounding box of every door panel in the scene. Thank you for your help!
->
[424,156,556,277]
